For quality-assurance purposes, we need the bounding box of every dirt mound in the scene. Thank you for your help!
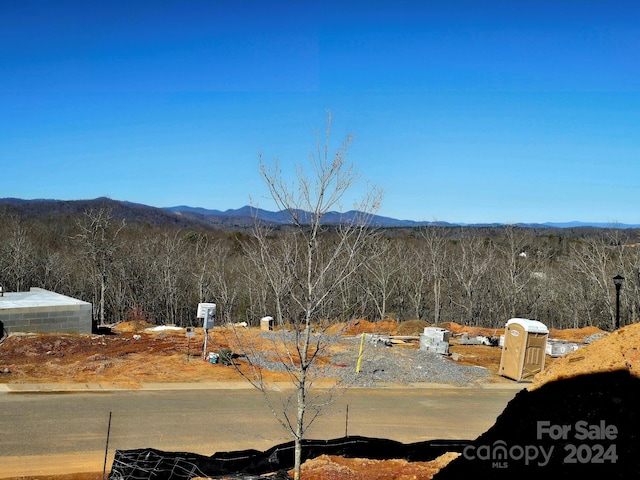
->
[298,452,460,480]
[111,320,156,333]
[438,322,467,334]
[438,322,502,338]
[327,318,428,337]
[548,325,605,342]
[395,319,430,336]
[530,322,640,390]
[327,318,398,336]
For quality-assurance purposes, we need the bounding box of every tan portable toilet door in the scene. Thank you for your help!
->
[521,332,547,379]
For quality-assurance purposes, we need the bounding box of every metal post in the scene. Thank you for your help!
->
[613,274,624,330]
[345,404,349,438]
[615,284,621,329]
[103,411,112,480]
[203,330,208,360]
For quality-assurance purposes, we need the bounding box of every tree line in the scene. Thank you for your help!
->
[1,206,638,333]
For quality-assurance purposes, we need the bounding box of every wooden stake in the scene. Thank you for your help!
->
[356,333,365,373]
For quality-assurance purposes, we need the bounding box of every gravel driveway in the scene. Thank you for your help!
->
[246,332,491,387]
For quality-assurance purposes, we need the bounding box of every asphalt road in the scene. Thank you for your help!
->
[0,385,522,477]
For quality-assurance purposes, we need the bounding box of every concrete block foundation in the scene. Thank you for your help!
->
[0,287,92,334]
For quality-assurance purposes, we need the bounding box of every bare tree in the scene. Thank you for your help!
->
[399,242,428,320]
[1,217,35,292]
[449,229,492,326]
[243,226,298,327]
[621,244,640,326]
[420,227,449,325]
[237,112,383,479]
[153,230,189,326]
[494,225,548,319]
[569,229,629,330]
[361,236,403,319]
[73,207,125,326]
[207,239,241,325]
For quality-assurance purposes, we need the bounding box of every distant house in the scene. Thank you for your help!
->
[0,287,92,335]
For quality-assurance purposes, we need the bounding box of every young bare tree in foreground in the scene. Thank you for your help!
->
[236,112,383,479]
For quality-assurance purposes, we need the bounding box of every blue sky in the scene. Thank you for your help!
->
[1,0,639,224]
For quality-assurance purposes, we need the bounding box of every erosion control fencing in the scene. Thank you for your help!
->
[108,436,471,480]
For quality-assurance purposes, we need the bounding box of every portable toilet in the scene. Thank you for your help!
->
[499,318,549,381]
[260,316,274,332]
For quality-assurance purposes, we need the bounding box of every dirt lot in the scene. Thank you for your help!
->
[0,320,489,388]
[1,318,591,387]
[2,318,637,480]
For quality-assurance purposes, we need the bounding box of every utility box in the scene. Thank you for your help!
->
[197,303,216,330]
[197,303,216,319]
[420,327,450,355]
[260,316,274,331]
[499,318,548,381]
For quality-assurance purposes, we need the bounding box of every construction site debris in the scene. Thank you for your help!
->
[420,327,451,355]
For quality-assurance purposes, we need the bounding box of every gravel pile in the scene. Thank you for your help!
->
[245,332,490,387]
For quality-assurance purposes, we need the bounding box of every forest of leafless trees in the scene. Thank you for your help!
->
[1,206,638,333]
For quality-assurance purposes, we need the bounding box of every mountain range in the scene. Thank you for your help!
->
[165,204,640,229]
[1,197,638,230]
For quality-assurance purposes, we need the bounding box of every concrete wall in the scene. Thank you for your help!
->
[0,288,93,334]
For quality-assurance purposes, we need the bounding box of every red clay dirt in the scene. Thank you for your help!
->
[2,318,637,480]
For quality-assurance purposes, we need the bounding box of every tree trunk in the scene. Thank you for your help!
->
[294,368,307,480]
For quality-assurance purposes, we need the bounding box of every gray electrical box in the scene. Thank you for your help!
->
[203,306,216,330]
[197,302,216,330]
